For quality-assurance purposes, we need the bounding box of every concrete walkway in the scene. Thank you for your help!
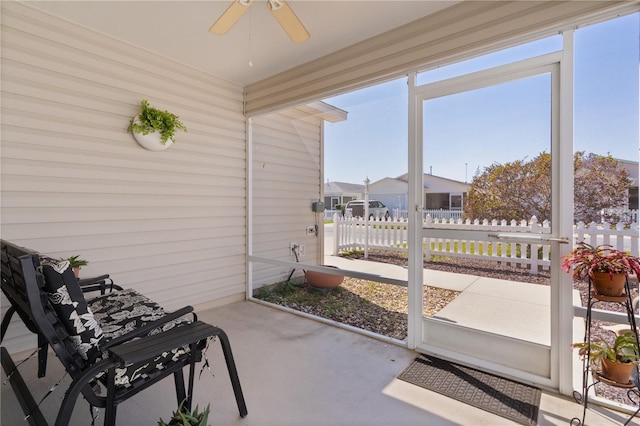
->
[323,254,577,346]
[324,253,474,290]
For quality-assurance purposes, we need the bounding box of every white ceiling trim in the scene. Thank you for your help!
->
[245,1,637,116]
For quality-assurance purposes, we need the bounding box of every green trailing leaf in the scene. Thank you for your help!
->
[573,332,640,364]
[129,99,187,144]
[158,400,210,426]
[65,255,88,268]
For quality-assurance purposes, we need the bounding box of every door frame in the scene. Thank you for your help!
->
[406,44,575,392]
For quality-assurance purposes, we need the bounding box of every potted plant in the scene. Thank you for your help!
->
[128,99,187,151]
[573,332,640,385]
[65,255,88,279]
[305,265,344,289]
[561,242,640,296]
[158,400,210,426]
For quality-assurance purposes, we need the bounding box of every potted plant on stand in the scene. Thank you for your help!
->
[561,242,640,297]
[128,99,187,151]
[66,255,88,279]
[573,332,640,385]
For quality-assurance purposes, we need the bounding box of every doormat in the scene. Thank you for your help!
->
[398,355,541,426]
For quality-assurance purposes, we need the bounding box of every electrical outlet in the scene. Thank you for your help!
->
[298,244,305,258]
[306,226,316,236]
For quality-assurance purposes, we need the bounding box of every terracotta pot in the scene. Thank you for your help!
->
[601,357,634,384]
[73,267,80,279]
[305,266,344,289]
[592,271,626,297]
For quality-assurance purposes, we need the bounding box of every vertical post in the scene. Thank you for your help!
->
[333,213,339,255]
[557,28,575,396]
[364,177,370,259]
[246,117,253,300]
[407,72,423,349]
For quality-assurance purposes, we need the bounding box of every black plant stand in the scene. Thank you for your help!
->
[571,276,640,426]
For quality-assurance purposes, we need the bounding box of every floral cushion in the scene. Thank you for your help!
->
[40,258,104,363]
[88,289,193,388]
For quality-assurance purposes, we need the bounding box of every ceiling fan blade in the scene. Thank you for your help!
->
[267,0,310,44]
[209,0,253,35]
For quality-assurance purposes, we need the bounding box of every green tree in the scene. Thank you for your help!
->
[463,152,630,224]
[574,152,631,224]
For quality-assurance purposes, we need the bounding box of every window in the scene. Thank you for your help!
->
[451,194,463,209]
[425,193,449,209]
[574,13,638,222]
[629,188,638,210]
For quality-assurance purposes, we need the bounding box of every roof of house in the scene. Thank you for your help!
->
[324,181,364,194]
[394,173,469,187]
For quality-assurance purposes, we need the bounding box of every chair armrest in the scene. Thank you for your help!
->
[108,321,219,365]
[101,306,195,350]
[78,274,111,287]
[78,275,123,295]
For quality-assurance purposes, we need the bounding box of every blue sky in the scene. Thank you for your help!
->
[323,13,639,185]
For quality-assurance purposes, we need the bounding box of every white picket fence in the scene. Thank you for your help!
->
[332,215,639,275]
[326,208,639,222]
[325,208,464,221]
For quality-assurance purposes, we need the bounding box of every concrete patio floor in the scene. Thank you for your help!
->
[1,301,631,425]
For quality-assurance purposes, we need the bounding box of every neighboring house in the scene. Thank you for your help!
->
[367,177,409,213]
[619,158,639,210]
[323,181,364,210]
[371,173,470,213]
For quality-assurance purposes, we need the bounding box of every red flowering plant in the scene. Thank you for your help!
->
[561,242,640,281]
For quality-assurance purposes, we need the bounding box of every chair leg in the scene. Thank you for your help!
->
[185,343,197,411]
[2,308,48,378]
[104,366,117,426]
[55,359,116,426]
[37,336,48,378]
[217,329,248,417]
[0,306,16,343]
[173,370,187,408]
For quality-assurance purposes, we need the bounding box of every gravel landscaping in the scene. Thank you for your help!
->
[253,251,639,406]
[255,276,459,340]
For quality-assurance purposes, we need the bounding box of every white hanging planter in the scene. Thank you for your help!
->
[131,117,174,151]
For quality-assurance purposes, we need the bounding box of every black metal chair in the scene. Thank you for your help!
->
[1,269,120,381]
[0,239,247,425]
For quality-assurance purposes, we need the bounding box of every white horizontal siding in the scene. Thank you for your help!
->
[1,2,247,353]
[251,108,324,287]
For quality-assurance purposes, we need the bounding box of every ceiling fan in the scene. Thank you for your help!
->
[209,0,310,44]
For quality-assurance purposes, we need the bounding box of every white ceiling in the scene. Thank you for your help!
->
[27,1,457,86]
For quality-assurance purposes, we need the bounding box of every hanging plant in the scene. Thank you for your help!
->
[128,99,187,146]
